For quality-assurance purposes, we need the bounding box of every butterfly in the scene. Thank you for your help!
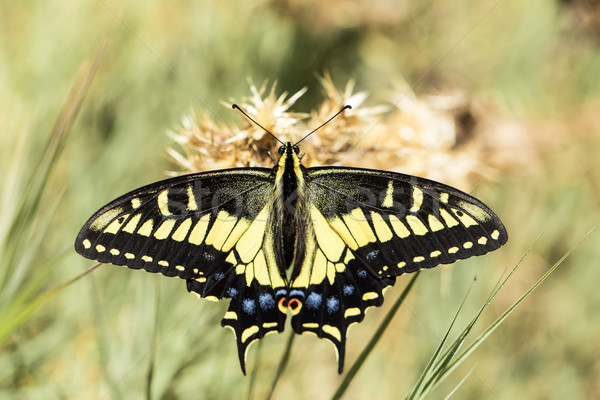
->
[75,104,507,374]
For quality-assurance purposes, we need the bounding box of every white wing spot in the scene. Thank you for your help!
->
[362,292,379,301]
[389,215,410,238]
[137,219,154,237]
[122,213,142,233]
[154,219,176,240]
[188,214,211,245]
[344,308,361,318]
[90,207,123,231]
[187,184,198,211]
[157,190,172,216]
[322,325,341,341]
[453,208,478,227]
[103,214,130,234]
[382,181,394,208]
[410,187,423,212]
[406,215,428,236]
[371,212,393,242]
[440,209,459,227]
[457,200,491,222]
[428,214,445,232]
[439,192,449,204]
[171,218,192,242]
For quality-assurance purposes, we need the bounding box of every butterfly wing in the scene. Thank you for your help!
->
[290,166,508,372]
[75,168,287,373]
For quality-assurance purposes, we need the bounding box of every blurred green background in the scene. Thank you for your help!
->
[1,0,599,399]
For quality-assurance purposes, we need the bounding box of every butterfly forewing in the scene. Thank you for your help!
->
[307,167,507,274]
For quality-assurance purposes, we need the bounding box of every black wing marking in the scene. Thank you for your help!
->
[307,166,507,275]
[75,168,286,373]
[288,166,507,372]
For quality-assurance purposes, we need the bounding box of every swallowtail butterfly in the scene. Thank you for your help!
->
[75,104,507,373]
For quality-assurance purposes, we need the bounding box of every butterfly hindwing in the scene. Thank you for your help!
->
[287,166,508,371]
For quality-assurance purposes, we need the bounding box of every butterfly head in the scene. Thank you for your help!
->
[275,142,303,175]
[278,142,300,156]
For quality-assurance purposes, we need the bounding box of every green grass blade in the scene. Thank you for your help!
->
[438,227,596,387]
[443,363,477,400]
[404,227,594,399]
[405,227,546,399]
[0,42,105,349]
[406,278,477,400]
[246,335,264,400]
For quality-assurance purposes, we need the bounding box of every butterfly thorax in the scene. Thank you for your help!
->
[273,142,307,279]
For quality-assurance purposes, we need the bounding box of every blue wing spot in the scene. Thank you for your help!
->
[289,289,305,298]
[203,253,215,262]
[357,269,367,278]
[213,272,225,281]
[242,298,256,315]
[366,250,379,261]
[343,285,355,296]
[276,288,287,297]
[326,296,340,314]
[306,292,322,310]
[259,293,275,310]
[226,287,238,298]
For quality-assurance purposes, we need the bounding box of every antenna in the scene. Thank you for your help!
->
[232,104,284,145]
[294,105,352,146]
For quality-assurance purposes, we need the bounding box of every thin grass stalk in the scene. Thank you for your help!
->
[443,363,477,400]
[145,279,162,400]
[246,335,263,400]
[266,331,296,400]
[331,271,420,400]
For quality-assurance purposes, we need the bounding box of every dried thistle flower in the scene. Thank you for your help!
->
[168,75,522,190]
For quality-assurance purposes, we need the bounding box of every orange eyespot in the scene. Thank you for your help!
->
[278,297,288,314]
[288,298,303,315]
[277,296,303,315]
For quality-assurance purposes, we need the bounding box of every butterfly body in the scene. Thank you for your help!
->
[76,141,507,373]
